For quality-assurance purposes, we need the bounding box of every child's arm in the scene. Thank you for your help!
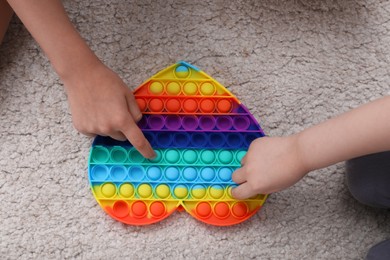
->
[232,96,390,199]
[7,0,156,158]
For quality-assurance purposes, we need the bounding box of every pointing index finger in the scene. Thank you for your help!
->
[121,120,155,159]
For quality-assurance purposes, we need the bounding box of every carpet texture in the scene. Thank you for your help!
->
[1,0,389,259]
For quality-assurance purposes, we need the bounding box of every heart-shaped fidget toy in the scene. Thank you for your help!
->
[88,61,267,226]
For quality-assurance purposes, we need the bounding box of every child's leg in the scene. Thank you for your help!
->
[0,0,14,44]
[346,151,390,208]
[346,151,390,260]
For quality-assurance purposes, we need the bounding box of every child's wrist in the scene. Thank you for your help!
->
[293,132,313,174]
[57,52,102,90]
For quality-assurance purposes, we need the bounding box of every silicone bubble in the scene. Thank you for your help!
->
[166,82,181,95]
[156,132,173,147]
[196,202,212,218]
[183,98,198,113]
[199,116,216,131]
[165,149,181,164]
[131,201,147,218]
[113,201,129,218]
[137,183,153,198]
[200,150,216,164]
[150,201,166,218]
[183,82,198,95]
[129,148,145,163]
[173,184,189,199]
[191,133,208,147]
[88,61,267,226]
[91,165,109,181]
[183,167,197,181]
[191,184,207,199]
[209,133,226,148]
[209,185,224,199]
[173,132,190,147]
[200,99,215,113]
[155,184,170,199]
[147,166,162,181]
[214,202,230,219]
[136,98,147,112]
[218,167,233,182]
[236,151,247,164]
[149,98,164,112]
[129,166,144,181]
[233,116,251,131]
[91,146,109,163]
[217,99,233,113]
[110,165,127,181]
[119,183,134,198]
[216,116,233,131]
[165,115,182,130]
[101,183,116,198]
[166,98,181,113]
[200,167,215,182]
[175,65,190,78]
[200,82,216,96]
[182,116,199,131]
[149,81,164,94]
[231,202,249,219]
[182,149,198,164]
[165,167,180,181]
[218,150,234,164]
[148,115,165,130]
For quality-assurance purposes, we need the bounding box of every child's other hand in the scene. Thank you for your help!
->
[63,62,156,159]
[232,135,308,199]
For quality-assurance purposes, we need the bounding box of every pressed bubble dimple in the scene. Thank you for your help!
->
[91,165,109,181]
[110,165,127,181]
[92,146,109,163]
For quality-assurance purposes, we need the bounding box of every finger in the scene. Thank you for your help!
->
[232,167,247,184]
[121,121,156,159]
[231,182,255,200]
[109,131,127,141]
[241,154,247,166]
[125,92,143,122]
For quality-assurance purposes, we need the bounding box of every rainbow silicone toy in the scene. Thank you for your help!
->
[88,61,268,226]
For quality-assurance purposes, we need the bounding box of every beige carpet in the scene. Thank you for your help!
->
[0,0,389,259]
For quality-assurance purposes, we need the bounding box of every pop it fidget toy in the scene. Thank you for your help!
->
[88,61,268,226]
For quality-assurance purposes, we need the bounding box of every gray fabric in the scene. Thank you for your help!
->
[346,152,390,260]
[1,0,390,259]
[346,151,390,209]
[366,239,390,260]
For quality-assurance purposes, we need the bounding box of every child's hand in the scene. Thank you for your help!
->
[63,62,156,159]
[232,135,308,199]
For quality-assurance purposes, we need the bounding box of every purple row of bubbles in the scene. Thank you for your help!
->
[138,115,253,131]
